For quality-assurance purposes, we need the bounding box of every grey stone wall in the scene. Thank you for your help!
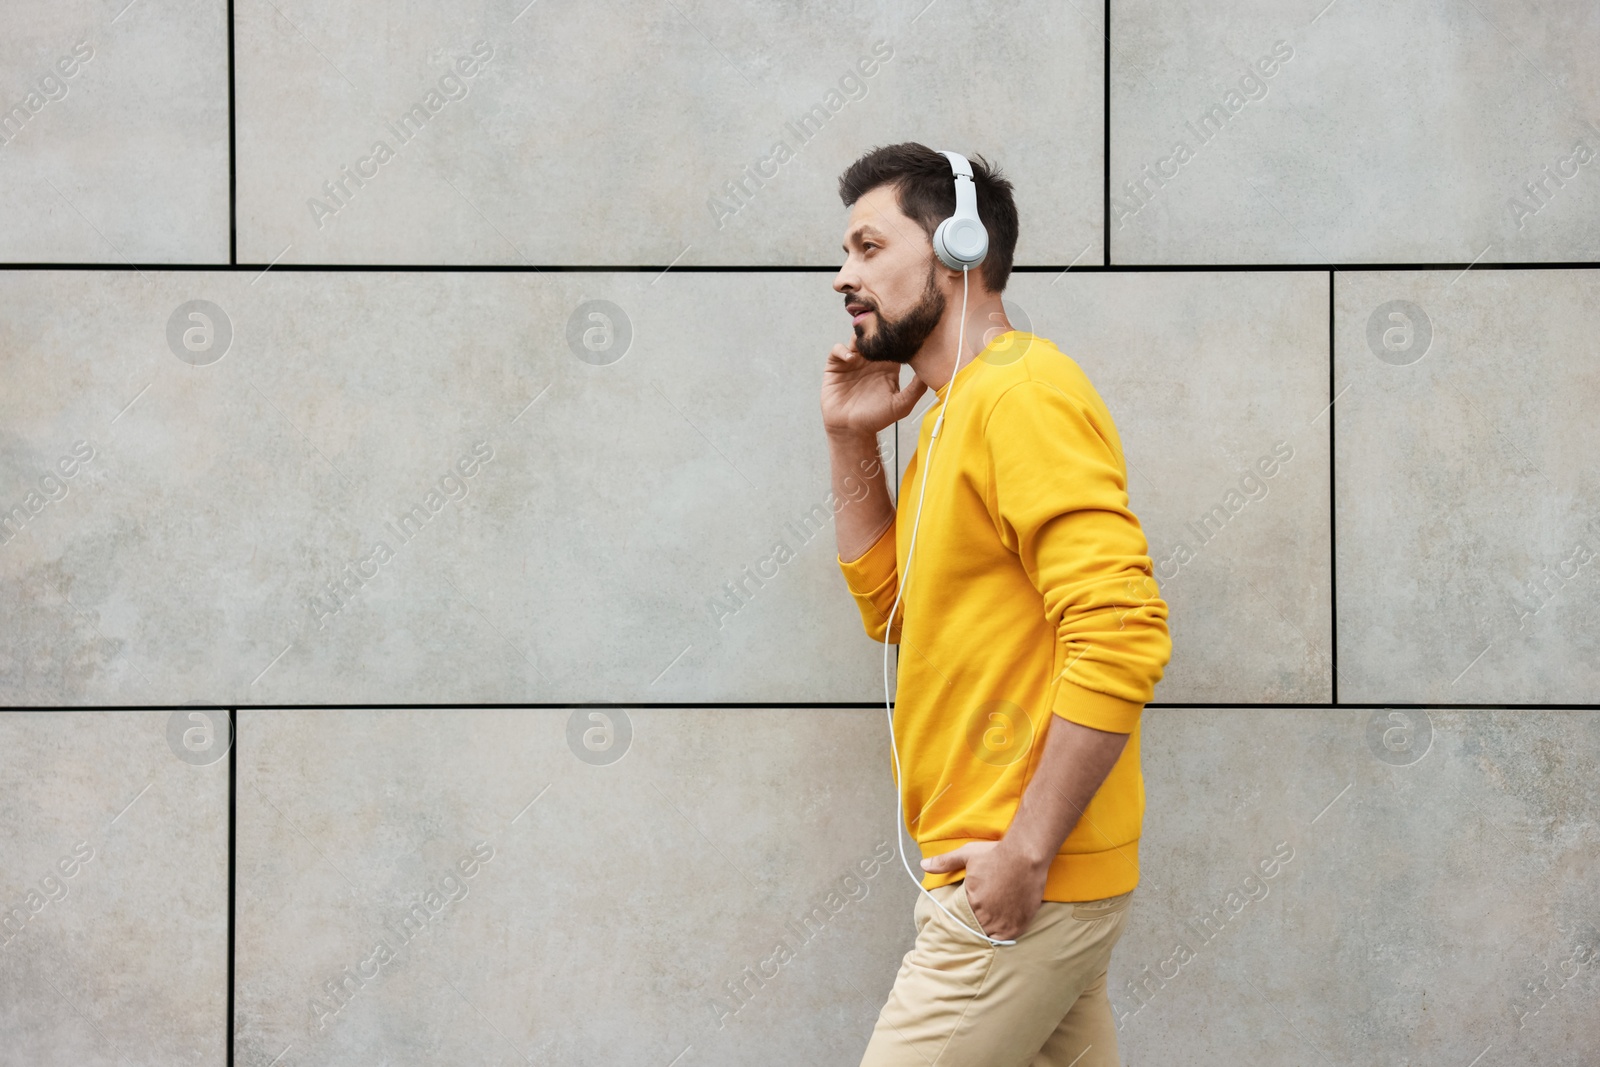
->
[1,1,1595,1064]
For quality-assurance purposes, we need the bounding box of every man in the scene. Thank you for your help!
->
[822,142,1172,1067]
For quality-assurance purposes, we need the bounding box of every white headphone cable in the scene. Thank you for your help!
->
[881,264,1017,946]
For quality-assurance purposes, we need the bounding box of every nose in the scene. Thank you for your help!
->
[833,258,858,295]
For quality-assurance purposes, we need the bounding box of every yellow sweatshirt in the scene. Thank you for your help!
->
[836,330,1172,902]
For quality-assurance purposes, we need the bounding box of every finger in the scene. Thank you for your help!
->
[833,348,864,370]
[893,375,929,417]
[920,846,967,872]
[899,373,928,402]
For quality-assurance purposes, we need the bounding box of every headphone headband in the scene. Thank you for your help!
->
[939,149,974,180]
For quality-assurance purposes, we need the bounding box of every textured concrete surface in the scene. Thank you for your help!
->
[2,269,883,705]
[987,271,1332,703]
[231,705,1600,1066]
[235,707,917,1067]
[1110,0,1600,263]
[1124,706,1600,1065]
[2,1,1597,1064]
[1335,270,1600,704]
[0,709,230,1066]
[233,0,1104,266]
[0,1,230,263]
[2,269,1327,708]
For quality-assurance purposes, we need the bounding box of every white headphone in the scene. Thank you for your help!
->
[880,150,1015,946]
[931,150,990,272]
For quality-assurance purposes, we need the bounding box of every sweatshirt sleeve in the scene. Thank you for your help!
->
[983,380,1171,733]
[836,519,902,644]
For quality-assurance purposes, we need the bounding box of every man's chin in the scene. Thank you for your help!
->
[859,348,913,364]
[857,321,913,363]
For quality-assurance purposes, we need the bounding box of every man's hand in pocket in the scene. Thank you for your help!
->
[921,839,1050,942]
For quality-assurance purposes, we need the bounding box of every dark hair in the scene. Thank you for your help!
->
[837,142,1018,293]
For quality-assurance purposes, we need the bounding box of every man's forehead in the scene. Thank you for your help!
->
[842,187,917,250]
[843,208,899,243]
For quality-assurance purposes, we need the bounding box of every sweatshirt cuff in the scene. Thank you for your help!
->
[1052,677,1144,734]
[837,521,896,590]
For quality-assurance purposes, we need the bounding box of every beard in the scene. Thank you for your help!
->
[855,260,946,365]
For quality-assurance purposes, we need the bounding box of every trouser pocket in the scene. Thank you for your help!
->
[954,879,994,941]
[1070,889,1133,922]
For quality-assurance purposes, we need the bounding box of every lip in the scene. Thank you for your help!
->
[850,309,872,325]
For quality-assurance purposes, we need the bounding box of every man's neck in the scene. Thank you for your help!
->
[908,286,1012,393]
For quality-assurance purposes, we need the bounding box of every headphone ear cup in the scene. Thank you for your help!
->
[932,217,960,270]
[933,216,989,270]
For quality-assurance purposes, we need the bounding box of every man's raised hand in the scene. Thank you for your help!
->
[821,341,927,438]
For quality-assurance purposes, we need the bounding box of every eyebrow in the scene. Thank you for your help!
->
[842,225,888,253]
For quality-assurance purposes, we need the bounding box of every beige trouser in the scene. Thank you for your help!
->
[858,878,1134,1067]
